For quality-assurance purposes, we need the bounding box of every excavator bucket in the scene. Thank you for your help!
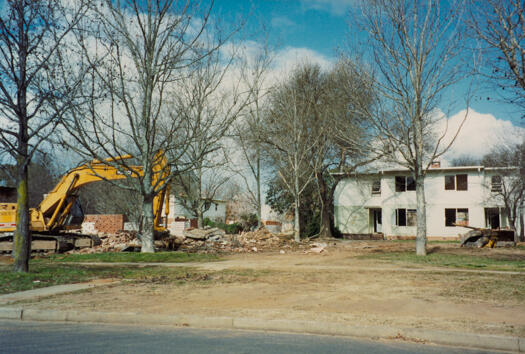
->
[460,227,515,248]
[460,230,490,248]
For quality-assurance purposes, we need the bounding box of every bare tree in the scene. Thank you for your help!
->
[63,0,239,252]
[469,0,525,113]
[353,0,470,255]
[482,141,525,242]
[170,46,247,228]
[172,162,229,227]
[263,65,324,242]
[0,0,89,272]
[233,38,274,227]
[307,59,380,238]
[262,60,380,239]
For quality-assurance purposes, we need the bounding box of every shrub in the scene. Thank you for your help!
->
[203,217,242,234]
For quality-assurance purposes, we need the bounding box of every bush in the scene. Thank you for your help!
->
[203,217,243,235]
[240,213,258,231]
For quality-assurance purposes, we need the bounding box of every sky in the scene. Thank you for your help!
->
[213,0,524,162]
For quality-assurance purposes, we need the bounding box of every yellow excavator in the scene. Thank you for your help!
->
[0,151,170,252]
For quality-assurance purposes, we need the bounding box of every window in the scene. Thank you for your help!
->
[406,209,417,226]
[445,208,469,227]
[407,177,416,191]
[395,176,405,192]
[396,208,406,226]
[445,175,455,190]
[457,175,468,190]
[371,180,381,195]
[395,209,417,226]
[491,175,502,192]
[395,176,416,192]
[444,174,468,191]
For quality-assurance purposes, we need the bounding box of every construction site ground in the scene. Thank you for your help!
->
[2,240,525,341]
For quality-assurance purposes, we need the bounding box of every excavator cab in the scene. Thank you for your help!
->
[64,198,84,227]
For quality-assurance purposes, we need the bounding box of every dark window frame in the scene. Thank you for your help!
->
[406,176,416,191]
[395,176,416,192]
[445,175,455,190]
[406,209,417,226]
[445,208,469,227]
[395,208,417,227]
[371,180,381,195]
[395,176,406,192]
[491,175,502,192]
[456,174,468,191]
[395,208,407,226]
[444,174,468,191]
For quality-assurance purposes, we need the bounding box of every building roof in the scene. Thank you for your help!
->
[331,166,519,177]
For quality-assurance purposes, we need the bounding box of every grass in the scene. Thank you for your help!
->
[389,239,460,244]
[0,251,221,295]
[0,263,207,295]
[359,251,525,271]
[34,251,220,264]
[440,273,525,303]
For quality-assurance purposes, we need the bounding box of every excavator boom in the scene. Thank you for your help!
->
[0,151,170,235]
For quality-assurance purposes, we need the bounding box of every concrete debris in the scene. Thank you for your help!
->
[66,231,138,254]
[66,227,318,255]
[183,227,225,240]
[304,242,328,254]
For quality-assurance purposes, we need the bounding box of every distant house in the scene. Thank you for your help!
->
[333,165,523,240]
[167,198,227,223]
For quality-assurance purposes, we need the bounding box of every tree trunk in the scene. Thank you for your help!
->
[520,206,525,241]
[294,197,300,242]
[415,173,427,256]
[197,209,204,229]
[508,213,519,244]
[13,7,30,272]
[317,172,333,238]
[294,164,301,242]
[13,158,30,272]
[141,195,155,253]
[256,151,262,228]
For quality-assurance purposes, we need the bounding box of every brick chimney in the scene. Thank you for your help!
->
[431,161,441,168]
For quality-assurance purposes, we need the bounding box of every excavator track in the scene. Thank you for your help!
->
[0,232,101,254]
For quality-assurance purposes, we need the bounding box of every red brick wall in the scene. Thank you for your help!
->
[84,214,126,234]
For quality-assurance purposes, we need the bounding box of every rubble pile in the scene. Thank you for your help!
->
[66,231,139,254]
[66,227,313,254]
[175,227,302,253]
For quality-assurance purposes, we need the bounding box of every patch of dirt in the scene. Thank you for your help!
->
[0,255,12,265]
[12,240,525,337]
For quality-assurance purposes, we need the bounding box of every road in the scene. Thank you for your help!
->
[0,320,494,354]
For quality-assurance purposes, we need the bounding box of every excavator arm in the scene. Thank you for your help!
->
[1,151,170,233]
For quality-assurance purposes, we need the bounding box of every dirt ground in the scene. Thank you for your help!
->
[6,240,525,337]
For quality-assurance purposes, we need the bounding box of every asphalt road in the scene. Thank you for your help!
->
[0,320,495,354]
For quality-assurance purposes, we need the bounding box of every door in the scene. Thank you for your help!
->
[485,208,500,229]
[372,209,382,233]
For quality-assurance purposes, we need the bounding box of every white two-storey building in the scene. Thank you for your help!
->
[334,165,522,240]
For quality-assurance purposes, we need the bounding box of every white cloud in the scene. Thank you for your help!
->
[221,42,334,92]
[300,0,356,16]
[439,109,525,164]
[273,46,334,74]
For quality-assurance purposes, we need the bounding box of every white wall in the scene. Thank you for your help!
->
[334,168,512,238]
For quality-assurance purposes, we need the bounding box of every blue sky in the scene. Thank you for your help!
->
[213,0,523,128]
[209,0,524,161]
